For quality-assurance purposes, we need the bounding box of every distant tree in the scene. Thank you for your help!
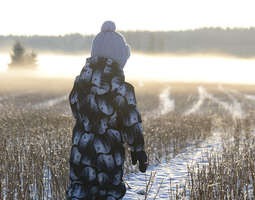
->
[10,41,25,65]
[9,41,37,68]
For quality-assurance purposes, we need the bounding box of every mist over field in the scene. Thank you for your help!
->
[2,0,255,198]
[1,28,255,200]
[1,27,255,58]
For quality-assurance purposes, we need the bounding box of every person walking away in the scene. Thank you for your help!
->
[66,21,148,200]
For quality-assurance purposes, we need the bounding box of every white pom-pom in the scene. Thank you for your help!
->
[101,21,116,32]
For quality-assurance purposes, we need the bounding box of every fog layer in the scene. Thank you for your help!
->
[1,28,255,58]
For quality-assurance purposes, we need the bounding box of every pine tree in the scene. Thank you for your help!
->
[10,41,25,65]
[9,41,37,68]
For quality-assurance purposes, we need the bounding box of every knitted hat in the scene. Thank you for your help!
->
[91,21,130,69]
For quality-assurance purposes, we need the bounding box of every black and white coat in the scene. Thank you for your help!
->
[66,56,145,200]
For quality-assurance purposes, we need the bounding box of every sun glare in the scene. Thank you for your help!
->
[1,0,255,35]
[125,54,255,84]
[1,53,255,85]
[0,66,8,72]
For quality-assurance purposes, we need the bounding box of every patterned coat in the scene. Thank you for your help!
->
[66,56,145,200]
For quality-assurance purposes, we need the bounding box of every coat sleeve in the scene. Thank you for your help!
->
[115,82,145,153]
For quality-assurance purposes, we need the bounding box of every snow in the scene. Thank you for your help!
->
[123,84,247,199]
[32,94,68,109]
[1,86,249,199]
[185,86,243,119]
[218,85,243,118]
[184,87,206,116]
[123,86,239,199]
[144,87,175,119]
[123,132,222,199]
[245,94,255,101]
[159,87,175,115]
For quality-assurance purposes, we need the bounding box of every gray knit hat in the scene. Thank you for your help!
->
[91,21,130,69]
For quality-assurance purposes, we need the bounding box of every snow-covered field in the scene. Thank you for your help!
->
[124,84,246,199]
[0,79,255,199]
[124,132,222,199]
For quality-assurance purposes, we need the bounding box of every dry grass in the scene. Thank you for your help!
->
[1,78,255,199]
[124,112,212,175]
[0,97,212,199]
[0,107,212,199]
[0,109,73,199]
[171,117,255,200]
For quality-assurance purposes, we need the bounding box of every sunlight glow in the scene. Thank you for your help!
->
[1,53,255,85]
[1,0,255,35]
[0,66,8,72]
[0,54,10,72]
[125,54,255,84]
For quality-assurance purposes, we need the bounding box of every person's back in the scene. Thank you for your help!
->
[66,21,148,200]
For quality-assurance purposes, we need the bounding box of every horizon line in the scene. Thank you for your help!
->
[2,26,255,37]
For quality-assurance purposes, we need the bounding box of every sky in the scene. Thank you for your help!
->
[1,0,255,36]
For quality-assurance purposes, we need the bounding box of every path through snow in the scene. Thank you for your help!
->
[144,87,175,120]
[184,86,243,119]
[244,94,255,101]
[219,87,255,102]
[123,132,222,199]
[218,85,243,118]
[184,87,206,116]
[229,89,255,104]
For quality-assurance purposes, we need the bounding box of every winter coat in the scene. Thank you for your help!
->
[66,56,146,200]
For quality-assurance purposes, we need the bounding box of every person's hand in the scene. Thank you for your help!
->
[131,150,148,173]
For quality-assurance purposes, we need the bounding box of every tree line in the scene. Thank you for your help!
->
[1,27,255,58]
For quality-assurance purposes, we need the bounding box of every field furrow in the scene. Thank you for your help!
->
[184,87,206,116]
[143,87,174,120]
[1,80,255,199]
[124,132,222,199]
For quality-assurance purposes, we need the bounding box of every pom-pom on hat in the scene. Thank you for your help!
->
[91,21,130,69]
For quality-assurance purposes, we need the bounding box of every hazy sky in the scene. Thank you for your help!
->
[1,0,255,35]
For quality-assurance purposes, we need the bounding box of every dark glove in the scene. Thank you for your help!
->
[131,151,148,173]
